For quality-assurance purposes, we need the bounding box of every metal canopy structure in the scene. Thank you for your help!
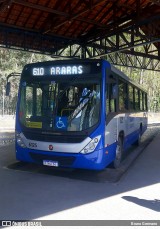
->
[0,0,159,71]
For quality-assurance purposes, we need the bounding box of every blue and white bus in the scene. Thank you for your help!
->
[15,59,147,170]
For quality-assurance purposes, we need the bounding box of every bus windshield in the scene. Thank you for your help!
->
[19,76,101,132]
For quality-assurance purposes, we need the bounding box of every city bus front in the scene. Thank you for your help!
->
[15,60,109,170]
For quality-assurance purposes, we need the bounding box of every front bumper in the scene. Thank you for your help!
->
[16,144,106,170]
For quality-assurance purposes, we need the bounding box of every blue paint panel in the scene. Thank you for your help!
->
[103,142,117,167]
[16,144,106,170]
[16,124,147,171]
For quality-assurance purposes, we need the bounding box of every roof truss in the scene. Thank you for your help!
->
[0,0,159,71]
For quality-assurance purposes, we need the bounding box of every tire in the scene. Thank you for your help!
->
[134,125,142,146]
[113,137,123,169]
[134,132,142,146]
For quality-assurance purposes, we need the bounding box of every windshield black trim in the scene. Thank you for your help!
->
[18,72,102,136]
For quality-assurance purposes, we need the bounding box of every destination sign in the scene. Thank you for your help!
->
[32,65,84,76]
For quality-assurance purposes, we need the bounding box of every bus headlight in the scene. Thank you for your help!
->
[80,136,101,154]
[16,132,27,148]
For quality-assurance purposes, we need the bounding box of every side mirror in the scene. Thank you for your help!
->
[6,82,11,96]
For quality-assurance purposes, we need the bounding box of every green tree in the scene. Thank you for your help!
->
[0,49,52,115]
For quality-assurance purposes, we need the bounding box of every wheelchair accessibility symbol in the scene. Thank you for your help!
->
[56,116,67,130]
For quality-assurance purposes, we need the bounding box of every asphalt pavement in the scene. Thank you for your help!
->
[0,124,159,228]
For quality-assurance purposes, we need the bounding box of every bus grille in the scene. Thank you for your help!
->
[29,152,76,167]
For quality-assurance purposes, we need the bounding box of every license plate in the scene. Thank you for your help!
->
[43,160,59,167]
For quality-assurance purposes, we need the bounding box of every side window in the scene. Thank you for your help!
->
[106,83,116,115]
[140,91,143,111]
[139,91,147,111]
[143,92,147,111]
[142,92,144,111]
[118,80,128,111]
[145,93,148,111]
[129,85,134,110]
[135,88,140,111]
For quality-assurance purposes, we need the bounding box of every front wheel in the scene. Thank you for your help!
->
[113,137,123,169]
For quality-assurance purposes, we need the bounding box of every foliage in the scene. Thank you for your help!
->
[0,48,159,115]
[0,49,52,115]
[117,66,160,112]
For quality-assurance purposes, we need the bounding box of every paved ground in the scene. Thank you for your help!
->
[0,115,15,132]
[0,122,159,229]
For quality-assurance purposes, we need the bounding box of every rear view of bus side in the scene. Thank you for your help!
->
[15,59,148,170]
[105,64,147,168]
